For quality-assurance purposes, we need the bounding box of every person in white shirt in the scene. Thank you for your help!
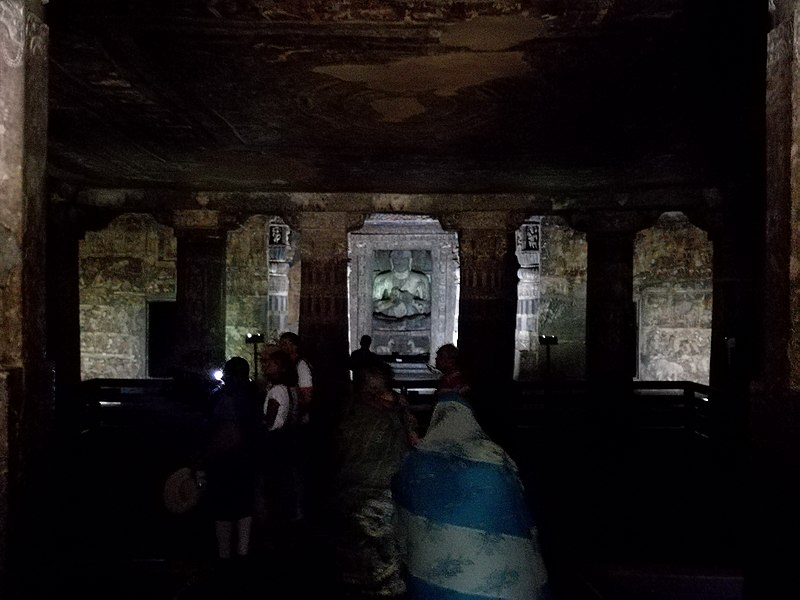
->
[278,332,315,522]
[279,332,313,424]
[259,345,299,528]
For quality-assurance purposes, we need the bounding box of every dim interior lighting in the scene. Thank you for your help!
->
[212,369,223,382]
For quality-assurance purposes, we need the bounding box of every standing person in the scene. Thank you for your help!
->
[259,345,300,530]
[349,334,378,376]
[392,391,551,600]
[332,359,419,599]
[277,331,314,522]
[202,356,262,565]
[262,345,298,432]
[278,332,313,423]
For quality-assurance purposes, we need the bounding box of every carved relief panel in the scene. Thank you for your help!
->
[348,215,459,365]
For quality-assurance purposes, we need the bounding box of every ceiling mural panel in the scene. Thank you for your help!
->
[45,0,758,196]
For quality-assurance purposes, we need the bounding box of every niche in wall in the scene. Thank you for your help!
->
[347,214,459,375]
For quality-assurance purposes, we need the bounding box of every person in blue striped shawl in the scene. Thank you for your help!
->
[392,391,551,599]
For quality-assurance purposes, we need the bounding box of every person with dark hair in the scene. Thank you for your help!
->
[278,331,313,422]
[261,345,299,431]
[434,343,471,397]
[277,331,316,524]
[259,345,300,529]
[202,356,262,564]
[332,360,419,598]
[349,334,378,376]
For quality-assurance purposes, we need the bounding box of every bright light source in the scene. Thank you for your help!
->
[212,369,223,381]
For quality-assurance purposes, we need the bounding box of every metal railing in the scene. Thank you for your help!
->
[511,379,720,439]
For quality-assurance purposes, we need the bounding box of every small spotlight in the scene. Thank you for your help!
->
[246,332,265,344]
[211,369,223,382]
[539,335,558,346]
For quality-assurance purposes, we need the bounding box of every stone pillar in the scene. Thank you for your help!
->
[295,212,364,391]
[679,204,750,451]
[570,211,657,404]
[764,10,795,394]
[171,210,233,378]
[514,218,542,380]
[703,214,754,453]
[441,211,518,394]
[705,222,743,392]
[46,203,118,430]
[267,219,292,339]
[746,9,800,597]
[587,231,635,385]
[0,2,49,595]
[46,203,84,433]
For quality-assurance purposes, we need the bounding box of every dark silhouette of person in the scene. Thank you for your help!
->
[278,332,313,422]
[201,356,261,563]
[434,343,471,397]
[350,334,378,375]
[332,359,419,598]
[278,331,318,523]
[259,345,301,529]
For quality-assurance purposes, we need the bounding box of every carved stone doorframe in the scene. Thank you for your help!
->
[347,214,459,366]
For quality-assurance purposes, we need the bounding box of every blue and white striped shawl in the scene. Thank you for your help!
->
[392,393,550,599]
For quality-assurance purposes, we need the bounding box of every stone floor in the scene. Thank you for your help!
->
[44,390,746,600]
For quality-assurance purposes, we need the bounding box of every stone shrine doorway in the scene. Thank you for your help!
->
[347,214,460,380]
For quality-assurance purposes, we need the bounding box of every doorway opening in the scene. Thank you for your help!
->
[147,300,176,377]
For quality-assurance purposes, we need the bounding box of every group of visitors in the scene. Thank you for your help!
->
[335,337,550,599]
[199,333,550,599]
[199,331,314,570]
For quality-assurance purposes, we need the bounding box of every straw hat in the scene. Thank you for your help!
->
[162,467,203,514]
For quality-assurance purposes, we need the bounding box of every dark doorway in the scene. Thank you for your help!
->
[148,300,176,377]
